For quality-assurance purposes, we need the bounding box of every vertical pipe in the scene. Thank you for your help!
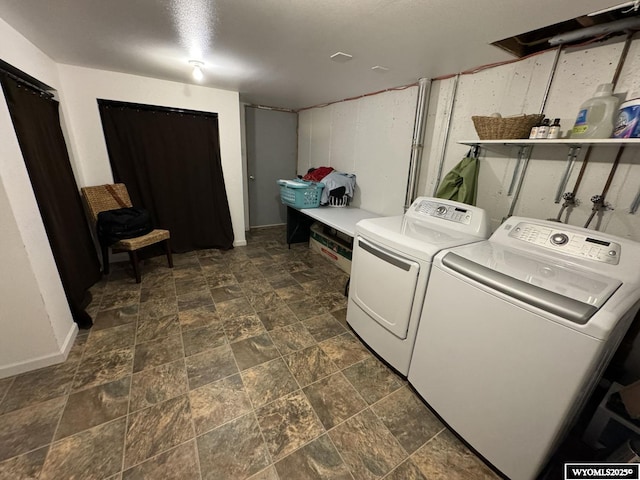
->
[538,46,563,116]
[404,77,432,210]
[630,187,640,214]
[581,33,634,229]
[432,74,460,197]
[558,34,633,223]
[506,46,562,218]
[553,146,580,203]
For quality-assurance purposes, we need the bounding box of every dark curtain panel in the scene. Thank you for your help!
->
[98,102,234,252]
[1,74,101,328]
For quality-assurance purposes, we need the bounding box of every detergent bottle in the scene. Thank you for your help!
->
[613,95,640,138]
[570,83,619,139]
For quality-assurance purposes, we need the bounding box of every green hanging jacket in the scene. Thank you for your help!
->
[435,154,479,206]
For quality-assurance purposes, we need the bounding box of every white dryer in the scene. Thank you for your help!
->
[408,217,640,480]
[346,197,489,375]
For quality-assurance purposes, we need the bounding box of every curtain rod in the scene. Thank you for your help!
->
[97,99,218,119]
[0,67,54,99]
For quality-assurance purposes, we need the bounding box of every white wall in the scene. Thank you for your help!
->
[419,35,640,238]
[298,36,640,241]
[0,17,247,377]
[297,88,418,216]
[0,18,77,378]
[56,64,247,247]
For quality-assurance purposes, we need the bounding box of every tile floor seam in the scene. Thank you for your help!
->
[53,388,131,444]
[282,346,341,390]
[188,389,250,439]
[260,356,331,464]
[0,443,52,471]
[119,392,131,477]
[123,392,192,470]
[121,436,201,478]
[115,289,138,477]
[223,322,280,475]
[323,431,357,480]
[269,429,343,477]
[249,407,277,474]
[178,317,202,480]
[330,405,409,479]
[424,426,447,446]
[368,396,414,460]
[42,416,125,479]
[367,382,409,406]
[0,369,71,419]
[321,400,379,438]
[69,332,93,393]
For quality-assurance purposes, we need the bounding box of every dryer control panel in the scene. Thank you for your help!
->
[509,222,621,265]
[412,199,472,225]
[404,197,490,238]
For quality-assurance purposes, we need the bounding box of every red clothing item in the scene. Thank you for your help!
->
[302,167,333,182]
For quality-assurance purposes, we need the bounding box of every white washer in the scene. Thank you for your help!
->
[346,196,489,375]
[408,217,640,480]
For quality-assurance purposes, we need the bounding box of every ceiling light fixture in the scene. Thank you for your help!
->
[189,60,204,81]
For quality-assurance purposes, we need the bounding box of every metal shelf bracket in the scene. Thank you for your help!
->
[507,145,532,197]
[554,146,581,204]
[630,187,640,214]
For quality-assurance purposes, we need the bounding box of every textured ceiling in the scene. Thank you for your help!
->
[0,0,624,109]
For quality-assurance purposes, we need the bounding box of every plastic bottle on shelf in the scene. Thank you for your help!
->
[613,94,640,138]
[570,83,619,139]
[547,118,561,139]
[529,118,541,139]
[536,118,550,139]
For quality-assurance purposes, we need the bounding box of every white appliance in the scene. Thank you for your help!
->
[346,197,490,375]
[408,217,640,480]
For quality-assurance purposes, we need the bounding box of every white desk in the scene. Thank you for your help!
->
[285,206,381,247]
[294,206,381,237]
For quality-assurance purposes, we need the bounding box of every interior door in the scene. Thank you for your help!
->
[245,106,297,227]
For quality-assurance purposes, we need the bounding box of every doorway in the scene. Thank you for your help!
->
[245,107,297,227]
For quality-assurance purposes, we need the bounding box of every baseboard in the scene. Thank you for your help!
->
[233,240,248,247]
[60,323,79,359]
[251,223,286,228]
[0,323,78,379]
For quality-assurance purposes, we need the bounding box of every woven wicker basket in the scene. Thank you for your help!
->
[472,114,544,140]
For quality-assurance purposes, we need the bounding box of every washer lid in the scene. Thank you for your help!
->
[356,215,486,261]
[445,241,621,312]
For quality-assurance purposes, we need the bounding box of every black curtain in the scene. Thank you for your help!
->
[98,101,234,252]
[1,74,101,328]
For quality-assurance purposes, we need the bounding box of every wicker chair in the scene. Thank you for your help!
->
[81,183,173,283]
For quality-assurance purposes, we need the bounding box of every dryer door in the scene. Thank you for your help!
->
[351,236,420,339]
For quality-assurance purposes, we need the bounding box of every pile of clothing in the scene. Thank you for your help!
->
[302,167,356,206]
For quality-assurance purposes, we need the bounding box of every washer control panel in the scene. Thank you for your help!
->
[509,222,621,265]
[412,200,472,225]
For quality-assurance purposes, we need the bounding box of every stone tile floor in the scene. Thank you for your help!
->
[0,226,499,480]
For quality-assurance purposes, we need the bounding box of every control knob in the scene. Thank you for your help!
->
[550,233,569,246]
[435,206,447,216]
